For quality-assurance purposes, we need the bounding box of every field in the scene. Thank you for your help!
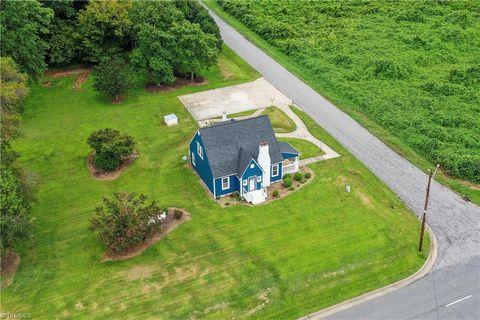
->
[2,46,428,319]
[208,0,480,204]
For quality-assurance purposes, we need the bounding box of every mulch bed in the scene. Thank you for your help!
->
[218,166,315,207]
[44,67,92,90]
[102,208,191,261]
[1,251,20,288]
[145,76,207,93]
[87,152,138,180]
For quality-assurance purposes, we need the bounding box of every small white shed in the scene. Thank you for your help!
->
[164,113,178,126]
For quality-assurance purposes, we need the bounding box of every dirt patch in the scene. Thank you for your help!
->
[124,265,157,281]
[356,190,372,206]
[219,60,235,80]
[41,80,52,88]
[87,152,138,180]
[103,208,191,262]
[244,288,273,317]
[0,252,20,288]
[145,76,207,93]
[73,72,90,90]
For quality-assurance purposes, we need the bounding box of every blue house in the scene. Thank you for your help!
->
[189,115,300,204]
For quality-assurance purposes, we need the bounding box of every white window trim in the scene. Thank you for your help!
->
[257,176,262,182]
[191,152,196,166]
[221,177,230,190]
[272,164,279,177]
[250,163,254,168]
[197,142,203,159]
[243,179,247,186]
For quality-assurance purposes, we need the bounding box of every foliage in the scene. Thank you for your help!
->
[46,19,79,66]
[129,0,221,85]
[294,172,303,181]
[0,0,53,78]
[77,0,133,63]
[90,192,162,254]
[0,169,32,252]
[272,190,279,197]
[305,172,312,179]
[93,57,136,101]
[216,0,480,182]
[282,175,292,187]
[87,128,135,171]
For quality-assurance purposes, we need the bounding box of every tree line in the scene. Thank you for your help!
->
[1,0,222,84]
[0,0,222,256]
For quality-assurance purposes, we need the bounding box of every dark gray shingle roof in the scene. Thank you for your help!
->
[199,115,298,178]
[278,141,300,155]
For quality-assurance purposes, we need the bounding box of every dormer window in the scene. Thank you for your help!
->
[197,142,203,159]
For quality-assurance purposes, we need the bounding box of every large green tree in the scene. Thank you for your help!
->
[93,57,135,101]
[173,22,220,80]
[90,192,162,254]
[87,128,135,171]
[0,0,53,79]
[78,0,133,63]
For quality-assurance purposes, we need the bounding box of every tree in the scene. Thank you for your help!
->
[90,192,162,254]
[93,57,135,101]
[130,1,183,85]
[87,128,135,171]
[0,0,53,79]
[0,169,31,252]
[77,0,133,63]
[172,22,220,80]
[1,57,29,144]
[46,19,79,66]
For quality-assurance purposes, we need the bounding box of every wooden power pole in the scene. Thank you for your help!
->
[419,165,440,252]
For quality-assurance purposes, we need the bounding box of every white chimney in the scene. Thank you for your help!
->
[222,111,227,121]
[257,141,271,187]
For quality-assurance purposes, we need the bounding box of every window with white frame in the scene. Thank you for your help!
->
[221,177,229,190]
[191,152,196,166]
[272,164,279,176]
[243,179,247,186]
[257,176,262,182]
[197,142,203,159]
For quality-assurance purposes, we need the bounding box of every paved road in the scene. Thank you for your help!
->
[205,7,480,320]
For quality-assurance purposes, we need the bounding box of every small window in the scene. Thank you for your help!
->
[221,177,229,190]
[257,176,262,182]
[250,163,254,169]
[272,164,279,176]
[191,152,196,166]
[243,179,247,186]
[197,142,203,159]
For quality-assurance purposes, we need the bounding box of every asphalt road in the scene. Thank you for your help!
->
[205,7,480,320]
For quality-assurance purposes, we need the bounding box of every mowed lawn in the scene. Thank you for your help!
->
[3,48,428,319]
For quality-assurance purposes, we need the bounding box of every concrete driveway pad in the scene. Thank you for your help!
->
[178,77,291,120]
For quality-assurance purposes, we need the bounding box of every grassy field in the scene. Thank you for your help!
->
[277,137,323,160]
[205,0,480,205]
[261,106,296,133]
[2,46,428,319]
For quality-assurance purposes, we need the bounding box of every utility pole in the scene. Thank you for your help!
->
[419,164,440,252]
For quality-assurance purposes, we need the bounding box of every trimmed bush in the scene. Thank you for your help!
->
[305,172,312,179]
[88,128,135,171]
[283,176,292,188]
[294,172,303,181]
[272,190,279,197]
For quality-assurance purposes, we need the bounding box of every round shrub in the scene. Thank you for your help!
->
[305,172,312,179]
[94,152,121,171]
[283,176,292,188]
[272,190,279,197]
[294,172,303,181]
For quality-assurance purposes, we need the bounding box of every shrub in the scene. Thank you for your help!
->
[289,186,295,191]
[272,190,279,197]
[305,172,312,179]
[294,172,303,181]
[373,59,410,79]
[173,209,183,219]
[90,192,161,254]
[283,176,292,188]
[283,173,291,179]
[88,128,135,171]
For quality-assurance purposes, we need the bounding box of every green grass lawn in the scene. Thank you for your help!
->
[261,106,296,133]
[204,0,480,206]
[277,137,323,160]
[2,47,428,319]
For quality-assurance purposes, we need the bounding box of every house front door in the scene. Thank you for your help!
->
[248,176,256,192]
